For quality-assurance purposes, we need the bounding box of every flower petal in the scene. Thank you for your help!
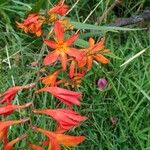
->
[56,94,80,106]
[0,87,21,104]
[40,70,59,86]
[44,51,59,66]
[44,40,57,49]
[66,48,83,60]
[48,1,69,16]
[56,98,73,108]
[0,118,29,132]
[0,83,35,105]
[0,102,32,116]
[66,34,79,46]
[16,13,44,36]
[89,37,95,47]
[87,56,93,71]
[78,56,87,68]
[0,127,8,141]
[60,53,67,70]
[32,127,85,148]
[5,134,27,150]
[29,143,44,150]
[49,87,81,97]
[56,134,85,146]
[69,60,75,78]
[93,37,105,52]
[54,21,64,42]
[49,139,61,150]
[94,54,110,64]
[35,87,81,107]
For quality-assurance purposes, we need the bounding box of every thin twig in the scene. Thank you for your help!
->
[65,0,80,16]
[120,46,150,67]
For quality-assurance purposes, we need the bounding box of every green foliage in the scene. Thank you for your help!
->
[0,0,150,149]
[30,0,46,13]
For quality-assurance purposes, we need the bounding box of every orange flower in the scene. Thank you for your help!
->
[33,109,87,133]
[61,59,84,87]
[0,102,32,116]
[0,127,8,141]
[0,83,35,104]
[29,143,44,150]
[0,129,5,141]
[32,127,85,150]
[78,37,110,71]
[0,118,30,132]
[16,13,45,36]
[48,0,69,16]
[40,70,59,86]
[44,21,82,70]
[4,134,27,150]
[69,58,85,78]
[65,72,84,88]
[69,59,76,78]
[0,128,9,148]
[60,19,74,31]
[35,87,81,107]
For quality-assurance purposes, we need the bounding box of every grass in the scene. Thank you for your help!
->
[0,0,150,149]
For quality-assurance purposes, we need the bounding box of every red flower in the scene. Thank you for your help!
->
[4,134,27,150]
[33,109,87,133]
[32,127,85,150]
[78,37,110,71]
[48,0,69,16]
[0,83,35,104]
[35,86,81,107]
[44,21,82,70]
[0,86,20,105]
[29,143,44,150]
[0,118,30,132]
[0,102,32,116]
[16,14,45,36]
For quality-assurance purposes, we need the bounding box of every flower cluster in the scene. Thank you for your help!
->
[1,1,110,149]
[0,84,34,149]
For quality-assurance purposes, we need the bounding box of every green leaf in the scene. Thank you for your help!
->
[0,0,10,5]
[81,32,104,38]
[74,38,89,48]
[71,21,145,32]
[30,0,45,13]
[0,10,11,24]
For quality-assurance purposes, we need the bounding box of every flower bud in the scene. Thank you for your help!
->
[97,78,107,91]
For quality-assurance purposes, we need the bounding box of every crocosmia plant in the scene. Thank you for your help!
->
[0,1,110,149]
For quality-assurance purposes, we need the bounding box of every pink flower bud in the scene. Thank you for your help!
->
[97,78,107,91]
[110,116,117,126]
